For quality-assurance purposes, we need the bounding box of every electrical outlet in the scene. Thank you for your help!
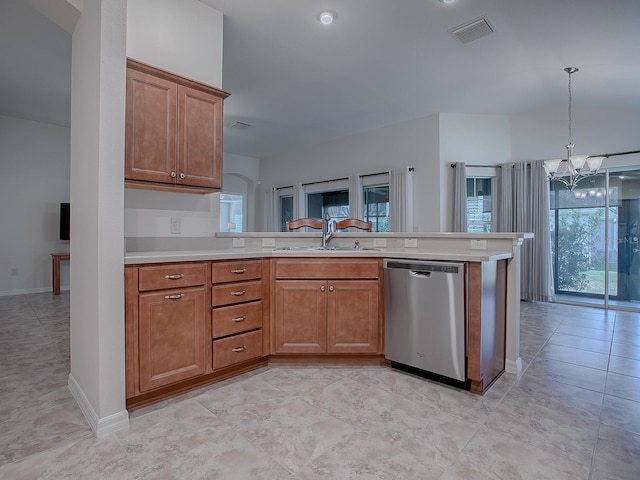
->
[170,217,181,234]
[404,238,417,248]
[373,238,387,248]
[470,239,487,250]
[10,268,18,277]
[262,238,276,247]
[232,238,245,248]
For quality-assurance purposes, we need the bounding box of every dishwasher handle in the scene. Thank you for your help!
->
[410,271,431,277]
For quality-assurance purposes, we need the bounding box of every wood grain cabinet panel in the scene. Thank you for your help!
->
[212,301,263,338]
[138,287,207,393]
[327,280,379,353]
[213,330,263,370]
[125,69,176,184]
[138,264,206,291]
[212,260,262,284]
[272,259,382,355]
[274,280,327,353]
[177,85,223,188]
[212,280,262,307]
[125,59,229,192]
[211,259,267,371]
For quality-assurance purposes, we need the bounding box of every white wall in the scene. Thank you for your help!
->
[0,115,70,295]
[511,104,640,168]
[223,153,260,232]
[124,0,229,249]
[258,113,512,232]
[259,114,441,232]
[126,0,223,87]
[439,113,511,231]
[68,0,128,435]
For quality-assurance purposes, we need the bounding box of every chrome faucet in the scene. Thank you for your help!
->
[322,213,334,248]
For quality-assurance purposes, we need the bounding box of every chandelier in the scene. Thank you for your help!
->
[543,67,605,190]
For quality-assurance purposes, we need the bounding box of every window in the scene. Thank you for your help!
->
[307,189,349,222]
[364,185,390,232]
[273,171,396,231]
[219,193,244,232]
[466,177,492,232]
[280,195,293,232]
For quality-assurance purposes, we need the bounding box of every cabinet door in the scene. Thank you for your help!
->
[125,68,177,184]
[327,280,379,354]
[138,287,207,392]
[177,85,223,189]
[274,280,327,354]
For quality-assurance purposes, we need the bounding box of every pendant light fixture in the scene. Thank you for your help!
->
[544,67,605,190]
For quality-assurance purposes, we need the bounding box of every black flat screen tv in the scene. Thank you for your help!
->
[60,202,70,240]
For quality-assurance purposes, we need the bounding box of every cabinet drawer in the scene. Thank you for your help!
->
[212,280,262,307]
[274,259,379,279]
[212,260,262,284]
[139,264,206,291]
[212,301,263,338]
[213,329,263,370]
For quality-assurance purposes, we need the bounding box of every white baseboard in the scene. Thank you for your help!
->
[68,374,129,438]
[0,286,52,296]
[505,357,523,375]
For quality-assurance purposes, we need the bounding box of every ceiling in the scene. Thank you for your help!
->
[3,0,640,159]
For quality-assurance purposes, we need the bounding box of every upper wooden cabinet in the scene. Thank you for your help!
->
[125,59,230,192]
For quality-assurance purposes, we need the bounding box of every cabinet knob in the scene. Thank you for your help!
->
[231,269,247,274]
[320,285,326,292]
[179,173,186,179]
[231,346,246,353]
[231,316,246,322]
[170,171,177,178]
[231,290,246,296]
[329,285,334,292]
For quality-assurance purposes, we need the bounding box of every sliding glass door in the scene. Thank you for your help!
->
[550,167,640,309]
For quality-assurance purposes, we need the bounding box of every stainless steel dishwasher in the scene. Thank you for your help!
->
[384,259,468,388]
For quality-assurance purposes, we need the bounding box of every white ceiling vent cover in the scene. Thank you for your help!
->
[225,121,252,129]
[449,16,494,44]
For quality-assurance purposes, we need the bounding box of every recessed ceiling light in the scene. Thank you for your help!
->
[319,11,335,25]
[441,0,456,4]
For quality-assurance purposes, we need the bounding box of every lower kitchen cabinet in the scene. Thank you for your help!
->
[327,280,379,353]
[138,287,207,392]
[213,329,263,370]
[272,259,382,355]
[125,262,212,403]
[274,280,327,353]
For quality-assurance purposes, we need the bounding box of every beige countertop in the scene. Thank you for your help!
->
[124,247,512,264]
[125,232,530,264]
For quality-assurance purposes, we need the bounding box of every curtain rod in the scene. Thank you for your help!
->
[589,149,640,158]
[450,163,501,168]
[301,167,415,187]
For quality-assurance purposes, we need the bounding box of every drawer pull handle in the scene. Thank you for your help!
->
[231,316,247,322]
[164,274,185,280]
[231,269,247,274]
[165,294,184,300]
[231,290,246,296]
[231,346,246,353]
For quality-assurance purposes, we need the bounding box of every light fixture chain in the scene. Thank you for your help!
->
[568,70,572,147]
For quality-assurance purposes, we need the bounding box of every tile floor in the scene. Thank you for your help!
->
[1,293,639,479]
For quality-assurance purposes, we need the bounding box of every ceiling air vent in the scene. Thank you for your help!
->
[449,16,494,44]
[225,121,252,129]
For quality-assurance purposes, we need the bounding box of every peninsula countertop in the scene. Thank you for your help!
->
[125,231,531,265]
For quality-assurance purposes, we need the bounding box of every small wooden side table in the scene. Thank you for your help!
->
[51,253,70,295]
